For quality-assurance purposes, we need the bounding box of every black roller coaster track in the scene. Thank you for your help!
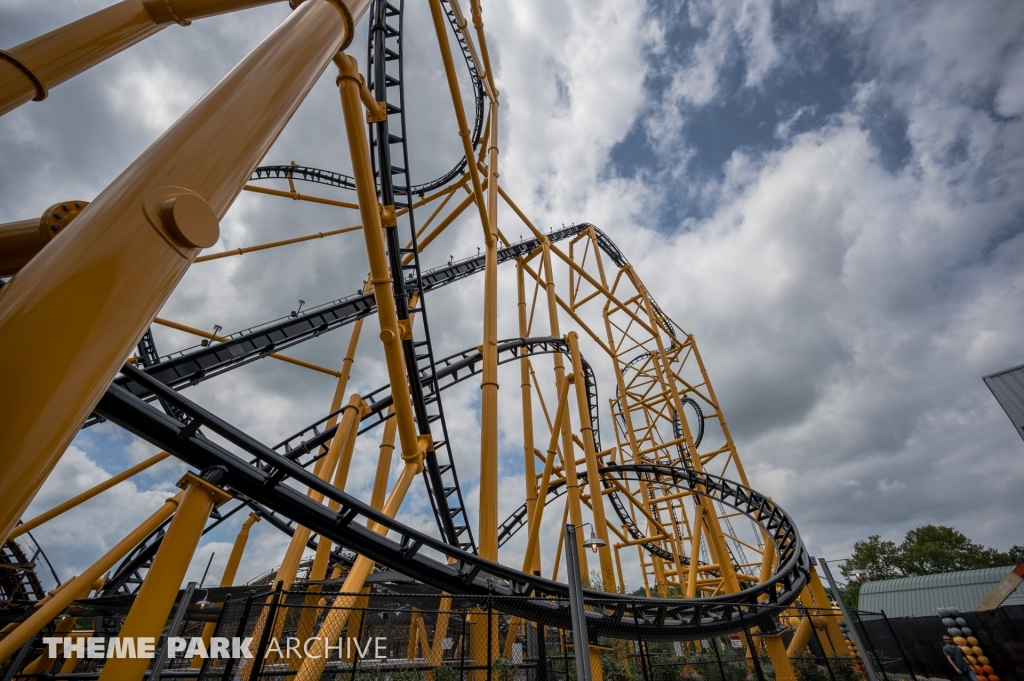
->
[89,223,608,412]
[359,0,476,554]
[248,0,484,198]
[95,361,809,640]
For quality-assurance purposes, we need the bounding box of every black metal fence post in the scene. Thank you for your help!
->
[250,583,283,680]
[537,622,547,681]
[487,598,493,681]
[220,590,255,681]
[710,633,726,680]
[803,606,837,681]
[740,606,766,681]
[460,609,467,681]
[853,610,889,681]
[199,592,231,678]
[880,610,918,681]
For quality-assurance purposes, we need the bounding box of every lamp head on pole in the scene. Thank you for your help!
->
[582,529,606,554]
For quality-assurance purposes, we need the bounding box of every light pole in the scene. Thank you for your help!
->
[565,523,606,681]
[817,558,878,681]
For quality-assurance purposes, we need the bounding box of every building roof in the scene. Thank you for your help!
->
[858,565,1024,618]
[983,363,1024,443]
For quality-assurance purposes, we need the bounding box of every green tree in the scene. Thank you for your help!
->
[1008,545,1024,564]
[841,535,901,581]
[897,525,1011,575]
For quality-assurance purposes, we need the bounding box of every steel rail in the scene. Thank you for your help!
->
[248,0,484,198]
[95,363,809,640]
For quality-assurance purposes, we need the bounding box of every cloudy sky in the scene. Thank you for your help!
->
[2,0,1023,594]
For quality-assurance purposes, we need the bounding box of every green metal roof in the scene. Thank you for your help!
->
[857,565,1023,617]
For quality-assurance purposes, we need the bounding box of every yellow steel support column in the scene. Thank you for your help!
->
[19,615,77,675]
[217,510,260,581]
[566,332,615,591]
[425,0,498,560]
[326,311,369,429]
[0,0,369,544]
[284,52,432,681]
[517,262,539,574]
[538,242,589,577]
[0,200,87,277]
[807,565,845,650]
[0,0,287,117]
[425,0,490,234]
[371,410,398,511]
[685,505,704,598]
[764,633,797,681]
[9,451,169,540]
[192,512,260,667]
[335,52,422,462]
[520,377,572,576]
[478,94,502,562]
[98,473,230,681]
[0,495,181,662]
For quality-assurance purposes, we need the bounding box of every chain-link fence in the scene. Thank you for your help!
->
[0,588,896,681]
[5,587,1020,681]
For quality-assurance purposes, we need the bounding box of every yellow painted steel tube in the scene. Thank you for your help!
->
[19,614,77,675]
[539,243,589,578]
[764,634,797,681]
[328,313,368,428]
[242,183,360,210]
[221,513,260,587]
[191,511,260,667]
[9,451,170,540]
[520,377,572,575]
[567,334,615,591]
[807,567,845,651]
[371,410,398,511]
[193,224,361,262]
[0,494,180,663]
[0,218,44,276]
[0,0,285,117]
[0,0,369,544]
[517,263,539,574]
[425,0,491,240]
[0,200,87,277]
[98,474,230,681]
[478,108,501,561]
[335,52,422,461]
